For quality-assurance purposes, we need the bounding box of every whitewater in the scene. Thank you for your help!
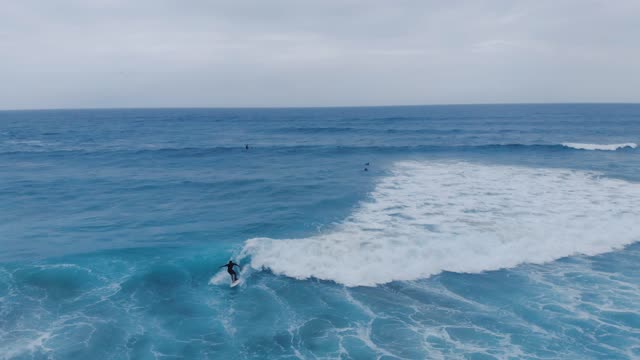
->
[2,104,640,359]
[242,161,640,286]
[562,142,637,151]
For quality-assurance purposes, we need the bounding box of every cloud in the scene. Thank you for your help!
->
[1,0,639,109]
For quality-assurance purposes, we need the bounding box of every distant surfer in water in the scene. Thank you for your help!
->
[220,260,241,282]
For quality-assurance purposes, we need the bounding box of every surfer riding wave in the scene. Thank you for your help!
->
[220,260,241,282]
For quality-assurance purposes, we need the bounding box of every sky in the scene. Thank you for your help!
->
[1,0,639,109]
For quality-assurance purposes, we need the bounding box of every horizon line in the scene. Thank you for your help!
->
[1,101,640,112]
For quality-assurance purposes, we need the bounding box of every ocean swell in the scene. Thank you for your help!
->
[2,142,637,156]
[241,161,640,286]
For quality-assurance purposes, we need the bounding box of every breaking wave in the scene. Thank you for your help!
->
[562,142,637,151]
[241,161,640,286]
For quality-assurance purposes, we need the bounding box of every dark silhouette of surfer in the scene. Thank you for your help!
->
[220,261,240,282]
[245,144,249,150]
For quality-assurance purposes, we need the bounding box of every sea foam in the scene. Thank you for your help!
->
[562,142,637,151]
[241,161,640,286]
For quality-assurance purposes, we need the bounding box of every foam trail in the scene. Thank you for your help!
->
[241,161,640,286]
[562,142,637,151]
[209,270,230,286]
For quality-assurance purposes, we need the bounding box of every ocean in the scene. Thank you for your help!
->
[1,104,640,359]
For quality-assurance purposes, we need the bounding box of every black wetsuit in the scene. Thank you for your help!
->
[221,262,240,281]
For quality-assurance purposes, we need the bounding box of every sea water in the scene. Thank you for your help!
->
[1,104,640,359]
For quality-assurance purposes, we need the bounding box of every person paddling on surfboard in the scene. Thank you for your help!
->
[220,260,240,282]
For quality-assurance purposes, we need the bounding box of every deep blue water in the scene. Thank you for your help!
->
[1,104,640,359]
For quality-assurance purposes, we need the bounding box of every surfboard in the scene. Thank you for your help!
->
[230,280,240,288]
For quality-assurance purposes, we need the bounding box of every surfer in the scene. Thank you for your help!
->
[220,260,241,282]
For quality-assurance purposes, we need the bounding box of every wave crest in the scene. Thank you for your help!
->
[562,142,637,151]
[241,161,640,286]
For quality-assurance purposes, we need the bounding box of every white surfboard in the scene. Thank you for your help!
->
[230,280,240,288]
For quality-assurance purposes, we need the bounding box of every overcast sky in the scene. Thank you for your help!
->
[1,0,639,109]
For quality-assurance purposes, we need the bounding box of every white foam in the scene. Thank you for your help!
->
[240,161,640,286]
[562,142,637,151]
[209,270,232,286]
[1,331,52,359]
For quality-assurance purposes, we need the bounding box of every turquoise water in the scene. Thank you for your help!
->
[1,104,640,359]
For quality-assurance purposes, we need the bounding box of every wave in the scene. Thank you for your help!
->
[562,142,637,151]
[2,142,637,156]
[272,127,357,134]
[240,161,640,286]
[272,127,469,135]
